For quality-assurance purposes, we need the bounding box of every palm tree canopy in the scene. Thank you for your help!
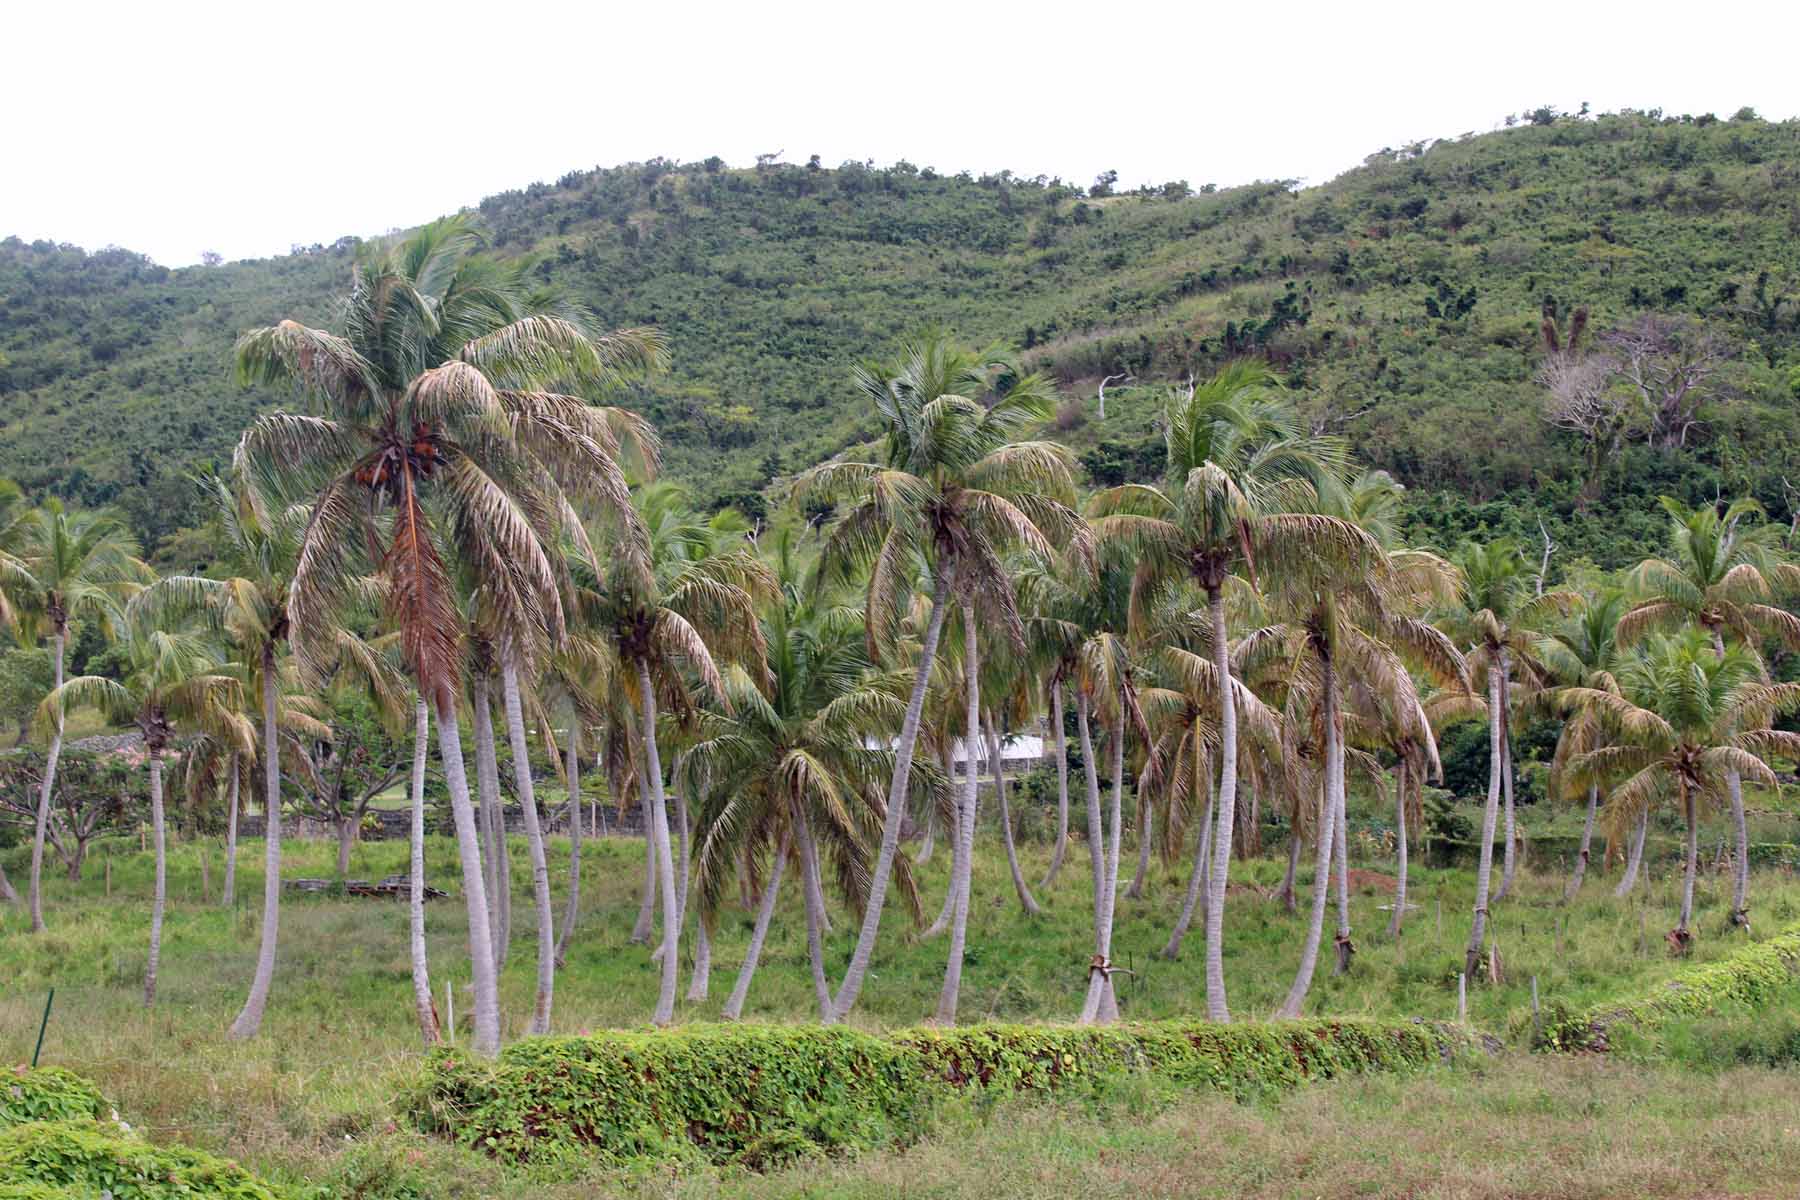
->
[1619,496,1800,655]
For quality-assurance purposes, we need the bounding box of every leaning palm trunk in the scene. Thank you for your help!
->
[472,683,510,972]
[1039,684,1071,890]
[408,697,439,1047]
[555,731,582,964]
[636,661,682,1026]
[1202,586,1241,1021]
[28,630,65,933]
[143,748,167,1007]
[722,835,789,1020]
[1162,743,1215,959]
[222,754,240,908]
[1465,658,1506,980]
[989,716,1041,915]
[1565,784,1599,901]
[1387,761,1409,936]
[1074,693,1118,1020]
[654,787,692,964]
[1615,810,1649,897]
[795,805,834,1018]
[1496,715,1518,901]
[827,570,952,1025]
[432,693,501,1057]
[229,663,282,1039]
[500,655,556,1036]
[1276,663,1342,1019]
[1078,701,1127,1024]
[935,607,982,1025]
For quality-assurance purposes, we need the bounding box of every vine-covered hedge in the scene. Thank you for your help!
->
[2,1069,107,1130]
[411,1019,1461,1169]
[0,1119,286,1199]
[1543,922,1800,1052]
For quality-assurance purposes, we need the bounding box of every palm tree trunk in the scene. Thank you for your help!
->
[0,863,17,904]
[1126,785,1153,900]
[222,754,240,908]
[652,784,692,965]
[631,777,656,944]
[28,629,67,933]
[336,818,356,880]
[229,659,282,1039]
[795,804,833,1018]
[1074,691,1117,1018]
[915,796,936,866]
[1202,584,1240,1022]
[688,919,712,1003]
[472,678,508,972]
[1280,826,1302,914]
[1388,760,1409,936]
[1079,697,1127,1024]
[1615,810,1648,897]
[935,605,981,1025]
[1277,661,1341,1019]
[431,691,501,1057]
[500,655,556,1036]
[555,729,582,965]
[143,748,167,1007]
[1039,684,1071,890]
[1565,784,1599,901]
[1466,657,1506,980]
[990,715,1041,915]
[408,697,439,1047]
[1677,781,1698,943]
[1331,732,1354,976]
[1162,739,1215,959]
[1711,629,1751,927]
[923,740,959,939]
[1496,713,1518,901]
[722,835,789,1020]
[636,661,681,1026]
[827,568,951,1025]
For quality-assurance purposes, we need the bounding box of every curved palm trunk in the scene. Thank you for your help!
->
[1675,780,1698,944]
[1387,760,1409,936]
[636,661,681,1026]
[472,683,510,972]
[1466,658,1506,980]
[28,630,65,933]
[795,804,833,1018]
[499,655,556,1036]
[143,748,167,1007]
[1331,739,1354,976]
[1202,585,1240,1021]
[1565,784,1599,901]
[408,697,439,1047]
[432,692,500,1057]
[1039,685,1071,890]
[630,778,656,944]
[990,716,1041,915]
[1162,742,1215,959]
[555,730,582,964]
[1079,700,1127,1024]
[935,606,981,1024]
[229,661,282,1039]
[1074,692,1118,1019]
[653,786,692,965]
[1615,810,1649,897]
[1277,663,1341,1019]
[722,836,789,1019]
[1496,714,1518,901]
[826,569,951,1025]
[222,754,240,908]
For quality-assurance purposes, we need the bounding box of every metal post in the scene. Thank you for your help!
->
[32,989,54,1068]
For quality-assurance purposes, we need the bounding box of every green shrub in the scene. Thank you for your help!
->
[410,1019,1460,1171]
[0,1120,286,1199]
[1,1069,107,1130]
[1543,922,1800,1052]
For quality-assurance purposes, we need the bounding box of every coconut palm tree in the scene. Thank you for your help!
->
[233,217,663,1056]
[797,331,1081,1025]
[41,624,252,1005]
[1441,538,1574,979]
[1088,363,1357,1021]
[1618,497,1800,928]
[1566,630,1800,948]
[1538,588,1629,899]
[8,499,147,933]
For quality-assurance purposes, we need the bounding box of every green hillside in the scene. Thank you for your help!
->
[3,108,1798,562]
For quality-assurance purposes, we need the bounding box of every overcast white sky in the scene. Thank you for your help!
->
[6,1,1796,267]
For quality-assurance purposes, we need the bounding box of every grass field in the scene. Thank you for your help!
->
[2,822,1798,1197]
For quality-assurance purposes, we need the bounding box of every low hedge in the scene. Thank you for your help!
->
[0,1120,286,1200]
[1543,922,1800,1052]
[410,1018,1461,1169]
[2,1069,107,1130]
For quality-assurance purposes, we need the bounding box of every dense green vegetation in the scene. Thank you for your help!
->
[5,109,1799,563]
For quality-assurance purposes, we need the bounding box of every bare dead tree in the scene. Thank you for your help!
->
[1535,519,1555,596]
[1603,315,1731,450]
[1539,354,1630,460]
[1097,373,1131,420]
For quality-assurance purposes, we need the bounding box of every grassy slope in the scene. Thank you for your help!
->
[4,113,1799,564]
[3,828,1798,1194]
